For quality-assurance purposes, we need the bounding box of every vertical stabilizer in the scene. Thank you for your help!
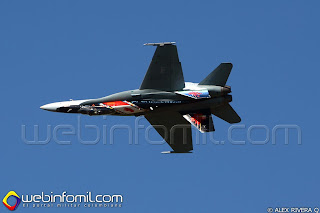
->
[199,63,233,86]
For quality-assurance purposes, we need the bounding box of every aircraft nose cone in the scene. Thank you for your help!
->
[40,103,59,111]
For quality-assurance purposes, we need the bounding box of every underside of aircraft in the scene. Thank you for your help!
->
[41,42,241,153]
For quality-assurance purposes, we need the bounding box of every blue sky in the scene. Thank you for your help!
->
[0,0,319,212]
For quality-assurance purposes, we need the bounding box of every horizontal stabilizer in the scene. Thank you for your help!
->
[211,103,241,124]
[199,63,233,86]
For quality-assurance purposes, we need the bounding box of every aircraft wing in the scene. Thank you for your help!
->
[145,111,193,153]
[140,42,185,91]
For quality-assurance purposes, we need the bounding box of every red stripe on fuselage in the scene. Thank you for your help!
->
[103,101,129,107]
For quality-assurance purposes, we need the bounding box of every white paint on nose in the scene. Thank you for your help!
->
[40,102,62,111]
[40,99,90,112]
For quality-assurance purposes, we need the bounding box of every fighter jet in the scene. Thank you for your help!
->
[40,42,241,153]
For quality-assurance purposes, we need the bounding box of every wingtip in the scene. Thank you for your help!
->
[221,62,233,68]
[144,42,176,46]
[161,150,193,154]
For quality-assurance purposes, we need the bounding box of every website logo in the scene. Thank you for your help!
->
[3,191,122,209]
[3,191,21,211]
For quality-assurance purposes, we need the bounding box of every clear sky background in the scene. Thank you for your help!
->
[0,0,319,212]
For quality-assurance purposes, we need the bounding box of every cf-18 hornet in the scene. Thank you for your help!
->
[41,42,241,153]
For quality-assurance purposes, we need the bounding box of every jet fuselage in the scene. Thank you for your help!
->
[40,42,240,152]
[40,83,232,117]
